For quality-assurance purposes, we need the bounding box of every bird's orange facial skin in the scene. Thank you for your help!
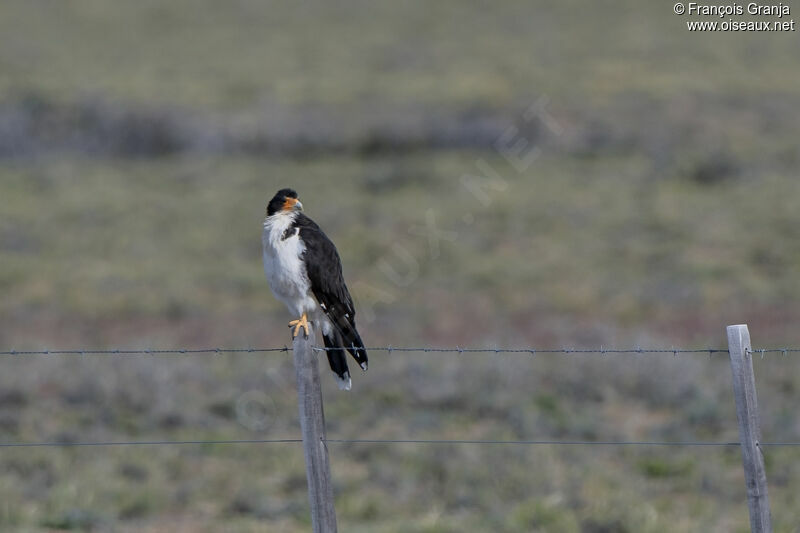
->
[282,198,298,211]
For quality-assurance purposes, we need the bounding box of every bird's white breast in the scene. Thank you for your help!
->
[262,212,315,317]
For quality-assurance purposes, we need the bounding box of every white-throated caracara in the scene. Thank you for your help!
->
[262,188,368,390]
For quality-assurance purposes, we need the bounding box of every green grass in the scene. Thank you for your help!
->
[1,1,799,109]
[1,0,800,531]
[2,153,800,531]
[2,153,799,347]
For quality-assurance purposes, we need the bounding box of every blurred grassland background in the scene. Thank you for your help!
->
[1,1,799,532]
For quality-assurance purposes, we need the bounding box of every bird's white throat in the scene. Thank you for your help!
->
[262,211,311,317]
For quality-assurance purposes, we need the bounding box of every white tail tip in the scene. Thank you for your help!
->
[335,372,352,391]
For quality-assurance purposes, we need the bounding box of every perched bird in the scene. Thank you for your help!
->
[262,188,368,390]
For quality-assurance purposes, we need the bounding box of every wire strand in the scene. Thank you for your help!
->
[3,346,799,357]
[1,438,799,448]
[314,347,733,355]
[0,348,290,356]
[0,346,749,356]
[0,438,301,448]
[323,439,744,446]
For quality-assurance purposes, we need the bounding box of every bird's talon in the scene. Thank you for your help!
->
[288,313,311,338]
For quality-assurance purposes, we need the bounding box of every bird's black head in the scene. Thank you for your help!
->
[266,188,302,216]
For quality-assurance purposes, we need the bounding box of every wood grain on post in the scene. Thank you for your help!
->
[293,329,338,533]
[727,324,772,533]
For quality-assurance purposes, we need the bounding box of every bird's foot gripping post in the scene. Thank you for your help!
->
[289,312,312,338]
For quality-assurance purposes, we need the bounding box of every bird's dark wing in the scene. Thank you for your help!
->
[295,214,368,370]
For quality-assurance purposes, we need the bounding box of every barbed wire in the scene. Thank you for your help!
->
[1,346,799,357]
[1,346,798,449]
[325,439,800,447]
[1,437,799,448]
[0,438,300,448]
[0,348,291,356]
[315,347,733,355]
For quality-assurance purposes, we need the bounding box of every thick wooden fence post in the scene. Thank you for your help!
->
[293,329,338,533]
[727,324,772,533]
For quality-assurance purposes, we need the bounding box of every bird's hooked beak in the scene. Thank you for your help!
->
[282,198,303,212]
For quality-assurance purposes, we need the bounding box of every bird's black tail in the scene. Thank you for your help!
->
[339,323,368,372]
[323,321,368,391]
[322,333,352,391]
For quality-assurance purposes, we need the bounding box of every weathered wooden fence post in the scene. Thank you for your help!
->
[293,329,338,533]
[726,324,772,533]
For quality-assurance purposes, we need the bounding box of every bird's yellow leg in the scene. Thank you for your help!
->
[288,312,311,338]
